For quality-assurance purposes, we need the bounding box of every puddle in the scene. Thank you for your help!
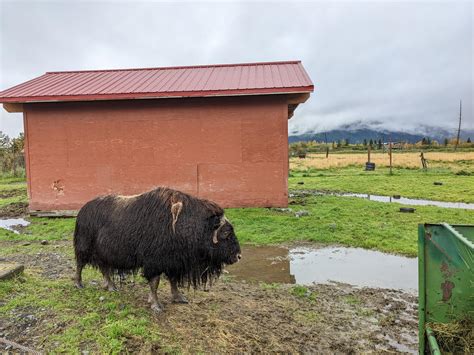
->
[339,192,474,209]
[383,334,417,354]
[0,218,30,234]
[293,191,474,209]
[227,245,418,293]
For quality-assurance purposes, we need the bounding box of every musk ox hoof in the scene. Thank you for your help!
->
[75,281,84,289]
[151,303,164,313]
[104,285,118,292]
[172,294,189,304]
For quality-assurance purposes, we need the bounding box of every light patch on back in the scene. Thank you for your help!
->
[117,194,140,199]
[114,194,140,206]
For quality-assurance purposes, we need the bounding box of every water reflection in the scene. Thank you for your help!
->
[227,245,417,293]
[339,192,474,209]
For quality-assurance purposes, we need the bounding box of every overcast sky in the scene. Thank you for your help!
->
[0,0,472,137]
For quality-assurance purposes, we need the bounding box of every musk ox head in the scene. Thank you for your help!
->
[209,215,241,265]
[170,195,241,266]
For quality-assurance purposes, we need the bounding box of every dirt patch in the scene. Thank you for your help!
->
[0,190,24,199]
[0,242,418,353]
[1,240,73,279]
[0,305,49,352]
[151,282,417,353]
[0,281,418,353]
[0,202,28,218]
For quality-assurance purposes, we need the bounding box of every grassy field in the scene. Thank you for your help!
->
[2,193,472,257]
[229,194,473,256]
[0,271,163,353]
[1,151,473,352]
[0,177,27,206]
[289,166,474,203]
[0,262,417,353]
[1,152,473,256]
[290,151,474,171]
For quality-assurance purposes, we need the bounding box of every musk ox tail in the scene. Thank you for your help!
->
[73,197,108,266]
[73,218,94,267]
[73,221,92,265]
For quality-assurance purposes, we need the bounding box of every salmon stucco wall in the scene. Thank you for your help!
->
[23,96,289,211]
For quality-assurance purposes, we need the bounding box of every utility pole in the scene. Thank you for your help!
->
[324,132,329,158]
[389,139,393,175]
[455,100,462,151]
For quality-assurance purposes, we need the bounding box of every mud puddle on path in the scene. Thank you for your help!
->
[0,218,30,234]
[338,192,474,209]
[227,245,418,293]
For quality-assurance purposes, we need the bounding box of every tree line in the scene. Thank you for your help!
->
[289,136,473,156]
[0,131,25,177]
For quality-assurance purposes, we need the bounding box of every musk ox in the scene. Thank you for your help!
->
[73,187,241,312]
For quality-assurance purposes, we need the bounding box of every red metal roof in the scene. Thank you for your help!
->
[0,61,313,103]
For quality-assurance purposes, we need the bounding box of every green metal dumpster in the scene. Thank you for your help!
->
[418,223,474,354]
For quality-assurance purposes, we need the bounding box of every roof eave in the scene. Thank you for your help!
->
[0,86,314,105]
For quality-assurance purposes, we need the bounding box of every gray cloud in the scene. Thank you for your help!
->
[1,0,472,137]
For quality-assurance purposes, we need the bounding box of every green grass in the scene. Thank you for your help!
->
[0,178,27,210]
[2,192,473,257]
[1,165,473,352]
[0,217,75,242]
[292,310,319,324]
[343,295,362,305]
[0,178,26,192]
[1,166,473,257]
[227,194,474,256]
[290,285,317,301]
[0,194,26,207]
[289,166,474,203]
[0,272,161,353]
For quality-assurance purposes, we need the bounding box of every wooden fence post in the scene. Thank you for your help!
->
[389,141,393,174]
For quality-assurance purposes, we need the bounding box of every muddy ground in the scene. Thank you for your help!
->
[0,237,418,353]
[0,202,29,218]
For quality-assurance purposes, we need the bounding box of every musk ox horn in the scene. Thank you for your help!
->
[212,215,227,244]
[171,201,183,233]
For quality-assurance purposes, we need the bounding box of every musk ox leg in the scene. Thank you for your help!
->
[148,276,164,313]
[100,268,117,291]
[74,263,84,288]
[170,279,188,304]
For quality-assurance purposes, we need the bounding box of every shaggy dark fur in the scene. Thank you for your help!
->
[73,187,241,310]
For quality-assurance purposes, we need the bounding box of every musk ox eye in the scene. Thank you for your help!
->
[211,216,222,230]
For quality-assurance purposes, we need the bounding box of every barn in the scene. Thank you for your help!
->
[0,61,313,214]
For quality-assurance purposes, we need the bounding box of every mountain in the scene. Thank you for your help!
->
[289,122,474,144]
